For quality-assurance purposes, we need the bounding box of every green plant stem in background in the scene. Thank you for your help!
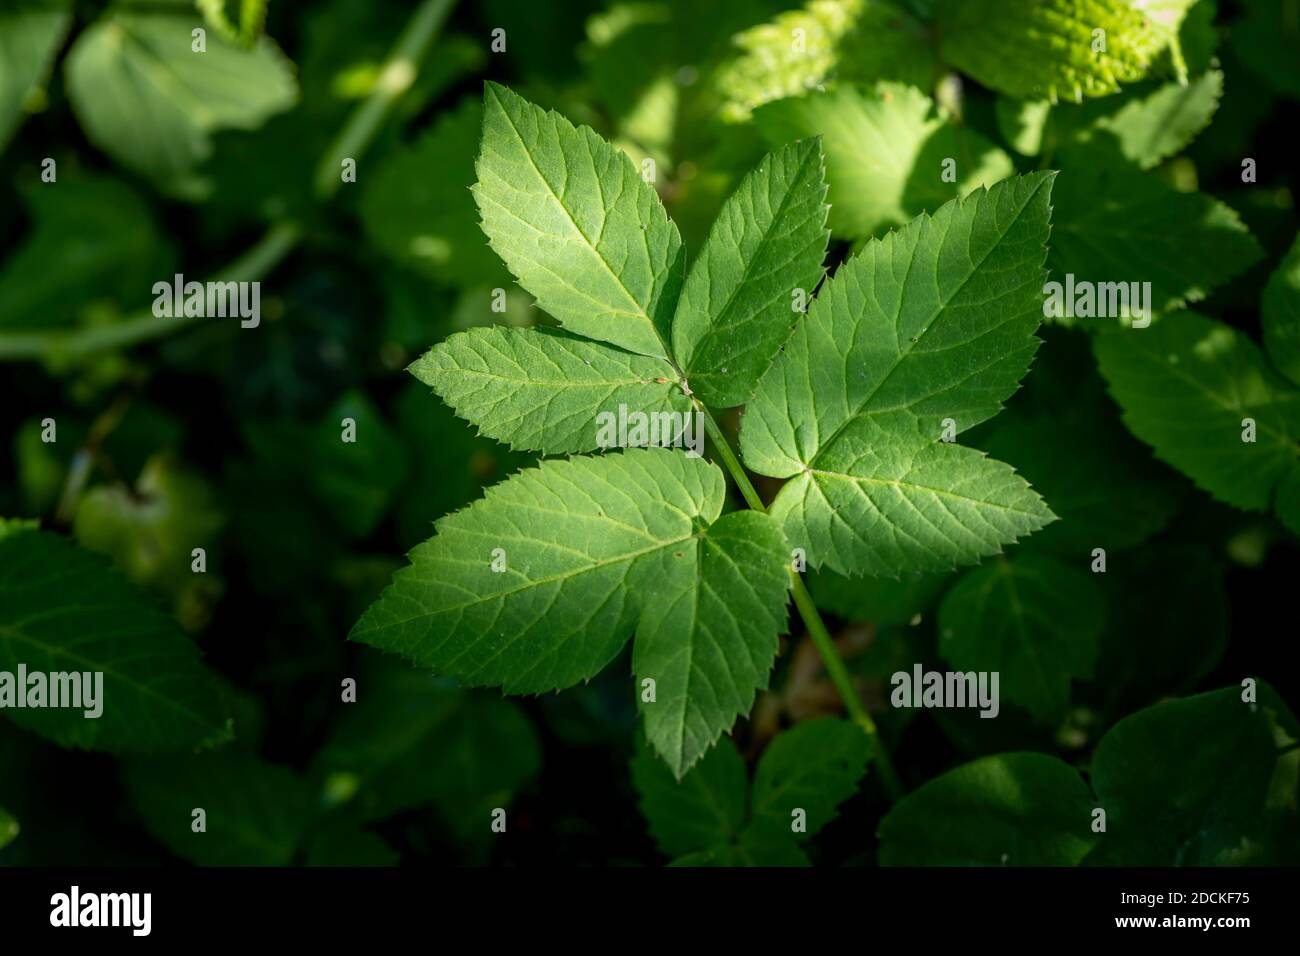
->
[0,0,459,364]
[0,222,302,362]
[313,0,457,199]
[696,399,905,802]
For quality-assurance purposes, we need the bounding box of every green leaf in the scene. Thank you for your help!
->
[0,0,72,152]
[741,173,1058,576]
[123,751,313,865]
[748,717,870,840]
[1062,70,1224,170]
[1088,687,1279,864]
[1094,311,1300,512]
[411,326,692,455]
[1048,152,1263,321]
[0,177,173,332]
[716,0,937,121]
[634,509,791,776]
[672,139,830,408]
[877,752,1098,865]
[938,554,1103,724]
[631,732,746,857]
[976,406,1179,555]
[995,97,1052,156]
[0,531,231,753]
[473,82,683,359]
[314,666,539,827]
[753,83,1013,240]
[1263,232,1300,388]
[74,454,225,630]
[360,97,507,287]
[0,805,17,851]
[64,10,297,186]
[352,448,791,775]
[935,0,1167,102]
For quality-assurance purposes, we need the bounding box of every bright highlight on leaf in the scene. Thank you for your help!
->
[754,83,1013,240]
[717,0,936,121]
[64,8,297,187]
[934,0,1170,103]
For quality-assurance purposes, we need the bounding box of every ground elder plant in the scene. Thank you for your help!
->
[1,0,1299,875]
[354,83,1059,782]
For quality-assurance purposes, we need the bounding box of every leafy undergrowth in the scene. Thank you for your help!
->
[2,0,1299,867]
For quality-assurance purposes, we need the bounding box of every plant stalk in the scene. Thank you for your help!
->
[313,0,457,199]
[695,399,904,802]
[0,222,303,362]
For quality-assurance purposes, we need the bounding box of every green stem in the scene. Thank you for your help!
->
[0,222,302,362]
[313,0,457,199]
[695,399,904,802]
